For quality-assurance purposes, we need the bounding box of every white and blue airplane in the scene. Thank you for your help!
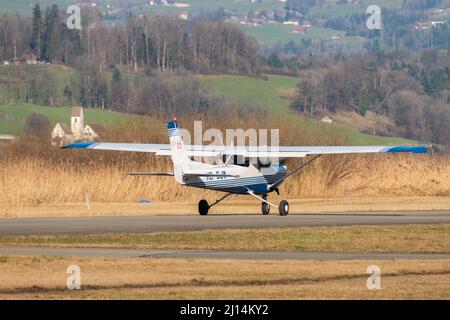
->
[64,117,429,216]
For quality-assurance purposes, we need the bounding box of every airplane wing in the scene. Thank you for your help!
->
[62,142,173,155]
[187,145,429,158]
[63,142,429,157]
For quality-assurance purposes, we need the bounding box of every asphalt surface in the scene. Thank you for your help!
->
[0,247,449,260]
[0,211,450,236]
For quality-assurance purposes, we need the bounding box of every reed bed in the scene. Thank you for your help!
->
[1,153,448,216]
[1,114,449,216]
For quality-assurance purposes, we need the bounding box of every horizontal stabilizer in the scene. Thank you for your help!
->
[128,172,174,176]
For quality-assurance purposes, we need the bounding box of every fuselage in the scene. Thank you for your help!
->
[180,162,288,195]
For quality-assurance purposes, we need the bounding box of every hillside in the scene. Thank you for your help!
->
[198,74,417,146]
[0,67,418,146]
[0,104,126,135]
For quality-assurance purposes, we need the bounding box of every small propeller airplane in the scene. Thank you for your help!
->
[63,117,429,216]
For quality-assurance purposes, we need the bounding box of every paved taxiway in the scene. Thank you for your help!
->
[0,211,450,236]
[0,247,449,260]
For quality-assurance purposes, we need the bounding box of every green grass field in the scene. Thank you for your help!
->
[0,0,283,15]
[0,64,76,106]
[199,74,298,113]
[0,104,127,135]
[238,24,362,47]
[143,0,285,14]
[239,23,344,46]
[309,0,405,18]
[0,0,74,15]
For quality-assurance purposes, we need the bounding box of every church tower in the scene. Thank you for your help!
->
[71,106,84,137]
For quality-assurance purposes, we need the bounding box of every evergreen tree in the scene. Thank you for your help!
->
[30,4,42,58]
[358,95,369,117]
[267,52,283,69]
[42,5,61,62]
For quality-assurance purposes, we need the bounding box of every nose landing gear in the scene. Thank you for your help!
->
[278,200,289,216]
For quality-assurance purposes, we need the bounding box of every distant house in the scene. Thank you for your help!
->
[292,25,306,34]
[414,22,429,30]
[4,53,39,66]
[431,21,445,27]
[150,0,188,6]
[331,34,342,41]
[321,116,333,124]
[179,10,189,20]
[51,106,104,146]
[80,0,97,7]
[0,134,15,141]
[22,53,38,65]
[283,20,298,25]
[174,2,190,8]
[8,58,24,65]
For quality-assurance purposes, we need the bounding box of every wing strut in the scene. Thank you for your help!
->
[246,189,277,208]
[268,155,322,192]
[208,193,234,209]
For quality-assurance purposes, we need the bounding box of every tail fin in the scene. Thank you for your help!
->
[167,117,190,184]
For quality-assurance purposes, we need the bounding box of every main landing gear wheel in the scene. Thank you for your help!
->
[198,199,209,216]
[279,200,289,216]
[261,202,270,215]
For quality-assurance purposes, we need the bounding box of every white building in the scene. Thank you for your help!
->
[179,10,189,20]
[52,106,104,146]
[321,116,333,124]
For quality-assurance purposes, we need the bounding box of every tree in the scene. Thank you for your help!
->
[30,4,42,58]
[64,85,73,104]
[357,95,369,117]
[25,112,50,138]
[110,68,129,112]
[42,5,61,62]
[267,52,283,69]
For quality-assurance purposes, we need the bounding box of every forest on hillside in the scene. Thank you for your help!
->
[286,49,450,145]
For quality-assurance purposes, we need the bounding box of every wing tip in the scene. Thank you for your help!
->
[61,142,96,149]
[385,146,429,154]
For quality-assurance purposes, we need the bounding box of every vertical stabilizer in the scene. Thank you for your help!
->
[167,117,190,184]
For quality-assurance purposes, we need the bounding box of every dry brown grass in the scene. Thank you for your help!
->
[2,224,449,253]
[0,256,449,299]
[1,153,449,217]
[1,113,449,216]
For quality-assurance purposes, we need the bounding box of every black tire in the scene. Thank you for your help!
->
[279,200,289,216]
[198,199,209,216]
[261,202,270,215]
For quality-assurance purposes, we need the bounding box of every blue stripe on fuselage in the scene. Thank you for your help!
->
[185,173,286,195]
